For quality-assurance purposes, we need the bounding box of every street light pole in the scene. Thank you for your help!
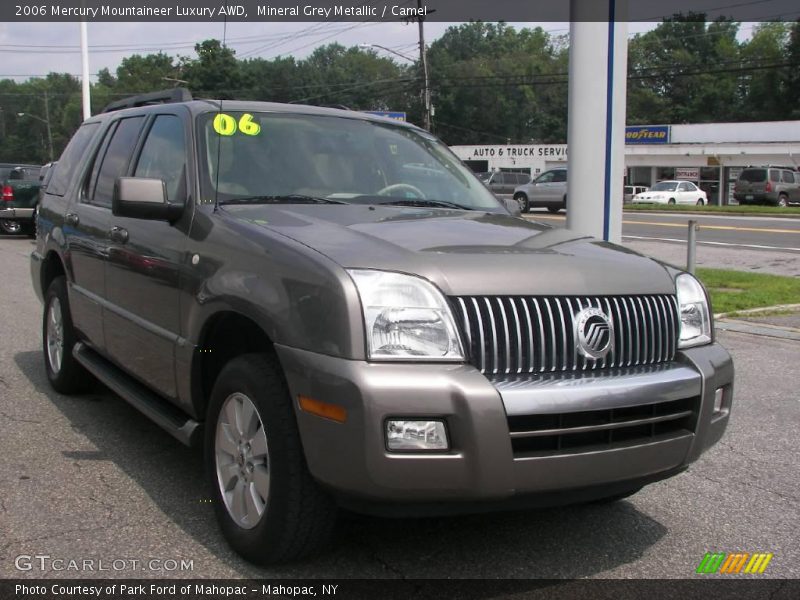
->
[18,111,53,162]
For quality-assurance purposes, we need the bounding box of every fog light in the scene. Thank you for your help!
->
[713,387,724,413]
[386,420,448,451]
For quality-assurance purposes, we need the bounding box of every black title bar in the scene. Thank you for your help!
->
[4,0,800,22]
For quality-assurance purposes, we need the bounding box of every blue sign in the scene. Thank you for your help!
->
[625,125,671,144]
[362,111,407,122]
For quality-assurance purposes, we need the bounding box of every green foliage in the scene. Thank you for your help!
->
[697,268,800,314]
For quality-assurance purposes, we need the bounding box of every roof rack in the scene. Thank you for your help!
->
[102,88,193,113]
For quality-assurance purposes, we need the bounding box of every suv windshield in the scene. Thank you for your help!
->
[198,111,501,211]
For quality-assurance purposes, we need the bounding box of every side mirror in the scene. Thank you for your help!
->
[113,177,183,222]
[502,197,522,217]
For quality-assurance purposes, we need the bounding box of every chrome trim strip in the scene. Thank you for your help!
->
[508,298,524,374]
[555,298,568,372]
[470,297,486,373]
[456,297,472,349]
[496,363,702,416]
[496,297,512,374]
[531,298,547,373]
[483,297,499,374]
[519,298,535,374]
[509,410,693,438]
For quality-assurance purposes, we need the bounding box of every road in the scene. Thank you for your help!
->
[525,210,800,254]
[1,236,799,581]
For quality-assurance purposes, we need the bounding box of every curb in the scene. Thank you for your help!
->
[714,303,800,319]
[716,320,800,342]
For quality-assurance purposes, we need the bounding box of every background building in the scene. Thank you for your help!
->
[450,121,800,205]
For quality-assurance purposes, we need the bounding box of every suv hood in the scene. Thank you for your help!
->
[226,205,677,296]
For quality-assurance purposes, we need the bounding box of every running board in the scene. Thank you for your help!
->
[73,342,202,447]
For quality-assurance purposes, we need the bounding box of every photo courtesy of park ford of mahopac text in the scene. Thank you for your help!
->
[1,0,800,598]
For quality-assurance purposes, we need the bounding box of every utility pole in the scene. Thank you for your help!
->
[402,0,432,131]
[43,91,54,161]
[416,0,431,131]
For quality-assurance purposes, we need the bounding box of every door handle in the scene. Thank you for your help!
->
[109,226,129,244]
[65,213,79,226]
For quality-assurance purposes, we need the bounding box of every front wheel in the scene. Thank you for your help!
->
[513,193,529,213]
[668,198,676,205]
[696,199,705,206]
[206,353,337,564]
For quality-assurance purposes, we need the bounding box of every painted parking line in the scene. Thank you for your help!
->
[623,235,800,253]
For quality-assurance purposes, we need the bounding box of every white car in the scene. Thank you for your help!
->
[632,180,708,205]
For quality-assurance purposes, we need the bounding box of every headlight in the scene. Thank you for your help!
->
[676,273,712,348]
[348,269,464,361]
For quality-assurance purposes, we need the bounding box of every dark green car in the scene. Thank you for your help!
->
[1,163,44,235]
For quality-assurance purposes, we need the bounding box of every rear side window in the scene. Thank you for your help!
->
[781,170,794,183]
[47,123,100,196]
[769,170,780,182]
[795,173,800,184]
[552,170,567,183]
[133,115,187,203]
[91,117,145,206]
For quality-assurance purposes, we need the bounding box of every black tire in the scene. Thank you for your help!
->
[696,199,704,206]
[668,198,676,205]
[514,192,529,213]
[205,353,337,564]
[43,276,92,394]
[776,194,788,208]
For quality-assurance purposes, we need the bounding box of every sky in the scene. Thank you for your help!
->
[0,20,765,82]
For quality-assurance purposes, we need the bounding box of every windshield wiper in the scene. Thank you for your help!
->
[377,198,473,211]
[219,194,348,206]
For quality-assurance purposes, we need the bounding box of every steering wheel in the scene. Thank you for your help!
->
[376,183,427,199]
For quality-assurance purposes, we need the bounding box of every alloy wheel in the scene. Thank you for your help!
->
[46,297,64,374]
[215,392,270,529]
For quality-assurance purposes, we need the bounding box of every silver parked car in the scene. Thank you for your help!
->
[513,167,568,213]
[478,171,531,198]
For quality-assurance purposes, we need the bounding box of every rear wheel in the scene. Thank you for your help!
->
[696,199,704,206]
[777,194,788,208]
[206,353,337,564]
[43,276,92,394]
[0,219,22,235]
[668,198,676,205]
[513,193,529,213]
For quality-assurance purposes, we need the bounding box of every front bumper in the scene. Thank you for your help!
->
[277,342,733,513]
[0,207,34,220]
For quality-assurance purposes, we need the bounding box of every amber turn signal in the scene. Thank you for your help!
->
[298,395,347,423]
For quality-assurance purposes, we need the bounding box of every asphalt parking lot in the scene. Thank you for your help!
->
[1,235,798,579]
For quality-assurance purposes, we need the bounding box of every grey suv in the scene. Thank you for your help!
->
[733,166,800,207]
[513,167,568,213]
[31,90,733,564]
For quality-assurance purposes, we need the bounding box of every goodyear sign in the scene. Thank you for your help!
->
[625,125,671,144]
[362,111,407,122]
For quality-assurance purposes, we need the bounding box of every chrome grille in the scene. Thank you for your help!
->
[450,295,679,375]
